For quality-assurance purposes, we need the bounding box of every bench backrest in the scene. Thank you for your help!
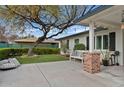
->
[71,50,89,57]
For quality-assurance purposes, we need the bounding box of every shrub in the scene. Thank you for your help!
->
[74,43,85,50]
[0,48,11,60]
[0,48,28,60]
[0,48,60,60]
[33,48,60,55]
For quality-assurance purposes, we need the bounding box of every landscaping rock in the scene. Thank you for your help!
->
[0,58,21,70]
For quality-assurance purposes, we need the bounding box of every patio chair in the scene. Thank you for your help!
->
[109,51,120,66]
[0,58,21,70]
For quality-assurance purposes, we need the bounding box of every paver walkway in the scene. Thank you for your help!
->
[0,61,124,87]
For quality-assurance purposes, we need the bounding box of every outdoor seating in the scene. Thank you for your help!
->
[70,50,89,63]
[0,58,21,70]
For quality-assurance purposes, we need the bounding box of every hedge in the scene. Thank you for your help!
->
[74,43,85,50]
[0,48,60,60]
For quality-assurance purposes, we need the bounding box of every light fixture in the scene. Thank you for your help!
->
[121,10,124,30]
[93,22,97,29]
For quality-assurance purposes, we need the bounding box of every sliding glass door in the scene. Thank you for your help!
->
[86,32,116,51]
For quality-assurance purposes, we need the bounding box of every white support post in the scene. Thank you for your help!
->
[89,22,95,52]
[121,30,124,65]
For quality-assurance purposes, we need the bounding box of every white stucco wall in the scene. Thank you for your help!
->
[116,29,123,65]
[66,34,87,51]
[60,29,124,65]
[60,33,87,51]
[69,39,74,50]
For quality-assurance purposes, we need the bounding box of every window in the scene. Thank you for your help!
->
[103,35,108,49]
[94,37,95,49]
[75,39,79,45]
[86,36,89,50]
[96,36,102,49]
[67,40,69,49]
[86,36,95,50]
[109,32,116,51]
[87,32,115,50]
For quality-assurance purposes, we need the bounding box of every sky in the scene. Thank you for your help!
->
[16,5,98,39]
[0,5,98,39]
[24,25,89,39]
[53,25,89,38]
[0,20,88,39]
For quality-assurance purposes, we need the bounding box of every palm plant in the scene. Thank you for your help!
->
[100,50,110,66]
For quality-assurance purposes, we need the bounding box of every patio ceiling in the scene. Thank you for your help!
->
[80,6,124,29]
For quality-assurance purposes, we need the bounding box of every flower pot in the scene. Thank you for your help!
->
[102,59,109,66]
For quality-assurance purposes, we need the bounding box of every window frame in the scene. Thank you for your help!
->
[95,33,110,50]
[96,35,102,50]
[103,35,109,49]
[74,39,79,45]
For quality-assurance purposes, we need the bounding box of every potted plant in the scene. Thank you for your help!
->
[101,50,110,66]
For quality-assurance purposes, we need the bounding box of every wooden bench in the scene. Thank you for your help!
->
[70,50,88,63]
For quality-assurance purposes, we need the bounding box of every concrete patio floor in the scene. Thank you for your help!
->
[0,61,124,87]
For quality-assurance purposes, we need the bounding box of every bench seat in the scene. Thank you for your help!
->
[70,50,88,63]
[70,56,83,60]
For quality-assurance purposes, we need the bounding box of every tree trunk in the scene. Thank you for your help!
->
[27,36,46,56]
[27,43,38,56]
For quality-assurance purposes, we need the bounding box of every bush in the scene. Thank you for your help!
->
[0,48,28,60]
[33,48,60,55]
[74,43,85,50]
[0,48,60,60]
[0,48,11,60]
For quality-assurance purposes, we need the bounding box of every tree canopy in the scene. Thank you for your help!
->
[0,5,96,55]
[0,5,96,38]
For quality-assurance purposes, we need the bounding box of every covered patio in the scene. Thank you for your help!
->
[0,61,124,87]
[80,5,124,66]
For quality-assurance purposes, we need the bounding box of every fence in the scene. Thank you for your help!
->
[0,43,58,48]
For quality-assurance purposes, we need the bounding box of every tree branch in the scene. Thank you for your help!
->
[47,23,73,39]
[26,20,43,31]
[87,5,96,13]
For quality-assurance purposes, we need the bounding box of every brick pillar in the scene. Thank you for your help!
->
[83,52,100,74]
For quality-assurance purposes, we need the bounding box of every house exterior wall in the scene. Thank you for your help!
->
[116,29,123,65]
[60,33,87,51]
[95,29,123,65]
[59,29,123,65]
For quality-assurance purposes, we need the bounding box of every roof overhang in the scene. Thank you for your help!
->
[79,5,124,29]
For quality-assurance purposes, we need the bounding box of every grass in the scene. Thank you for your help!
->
[16,54,69,64]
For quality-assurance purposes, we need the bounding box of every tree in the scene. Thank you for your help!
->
[0,25,6,41]
[0,5,96,56]
[8,34,18,42]
[0,25,18,42]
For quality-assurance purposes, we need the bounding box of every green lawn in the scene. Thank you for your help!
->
[16,54,69,64]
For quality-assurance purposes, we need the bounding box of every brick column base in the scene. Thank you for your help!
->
[83,52,100,74]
